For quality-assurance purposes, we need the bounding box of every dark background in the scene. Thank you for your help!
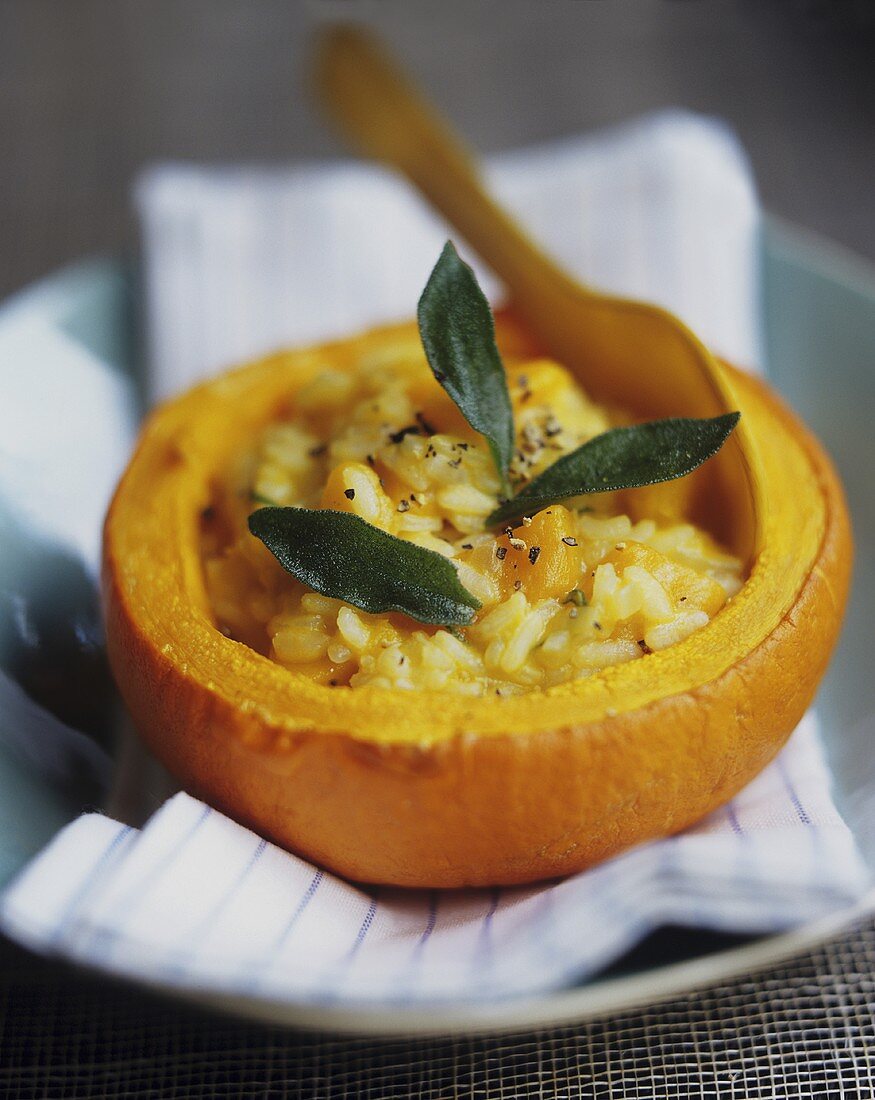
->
[1,0,874,301]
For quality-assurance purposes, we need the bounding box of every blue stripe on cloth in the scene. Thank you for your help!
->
[778,752,823,905]
[778,756,813,826]
[274,869,325,951]
[469,887,502,989]
[726,801,744,836]
[305,893,381,1005]
[416,891,439,952]
[241,868,324,994]
[664,834,710,926]
[49,824,135,948]
[527,881,560,968]
[346,897,378,961]
[88,805,212,962]
[161,838,268,979]
[386,891,440,1004]
[721,798,754,898]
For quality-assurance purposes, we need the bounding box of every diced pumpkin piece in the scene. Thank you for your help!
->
[459,504,584,604]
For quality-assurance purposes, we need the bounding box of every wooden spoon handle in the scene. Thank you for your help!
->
[313,25,576,300]
[313,26,760,560]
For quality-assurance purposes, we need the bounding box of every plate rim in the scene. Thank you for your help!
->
[144,220,875,1033]
[3,219,874,1035]
[166,221,875,1029]
[165,890,875,1036]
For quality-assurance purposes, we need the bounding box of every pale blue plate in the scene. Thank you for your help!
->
[1,223,873,1032]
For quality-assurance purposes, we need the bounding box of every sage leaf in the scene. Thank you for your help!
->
[248,507,481,626]
[417,241,515,496]
[488,412,740,526]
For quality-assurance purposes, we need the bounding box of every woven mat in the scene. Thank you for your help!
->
[2,921,874,1098]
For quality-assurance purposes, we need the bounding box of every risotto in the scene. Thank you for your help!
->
[204,335,743,696]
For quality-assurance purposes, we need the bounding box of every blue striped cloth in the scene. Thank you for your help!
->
[0,110,870,1005]
[1,715,869,1003]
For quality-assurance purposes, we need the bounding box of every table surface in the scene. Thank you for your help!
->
[2,0,874,302]
[3,924,875,1098]
[2,2,874,1096]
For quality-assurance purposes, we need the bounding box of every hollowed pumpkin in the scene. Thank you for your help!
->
[103,315,851,887]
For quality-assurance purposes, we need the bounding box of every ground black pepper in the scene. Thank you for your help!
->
[389,424,421,444]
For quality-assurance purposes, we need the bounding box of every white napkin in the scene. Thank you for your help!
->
[137,110,763,399]
[1,110,870,1005]
[1,712,870,1004]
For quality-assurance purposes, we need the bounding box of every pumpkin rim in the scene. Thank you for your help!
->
[102,320,844,748]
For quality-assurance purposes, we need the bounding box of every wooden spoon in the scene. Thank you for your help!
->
[312,25,759,556]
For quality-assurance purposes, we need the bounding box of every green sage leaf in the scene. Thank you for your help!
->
[488,412,740,526]
[417,241,515,496]
[248,507,481,627]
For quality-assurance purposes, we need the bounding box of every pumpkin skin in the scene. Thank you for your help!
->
[102,317,851,887]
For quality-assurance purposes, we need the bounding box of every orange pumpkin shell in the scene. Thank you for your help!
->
[102,318,851,887]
